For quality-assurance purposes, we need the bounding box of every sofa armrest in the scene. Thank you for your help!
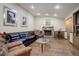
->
[7,46,32,56]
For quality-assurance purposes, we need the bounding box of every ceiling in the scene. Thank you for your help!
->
[18,3,79,19]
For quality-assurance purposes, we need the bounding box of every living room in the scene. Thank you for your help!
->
[0,3,79,56]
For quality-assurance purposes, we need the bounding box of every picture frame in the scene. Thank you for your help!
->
[45,19,51,26]
[21,16,27,27]
[3,6,17,26]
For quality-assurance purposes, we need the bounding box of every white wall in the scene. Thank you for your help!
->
[34,17,64,31]
[0,3,34,33]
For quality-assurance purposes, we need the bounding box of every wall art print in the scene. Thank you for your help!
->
[3,6,17,26]
[21,16,27,27]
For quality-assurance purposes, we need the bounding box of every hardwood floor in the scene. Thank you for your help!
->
[30,38,79,56]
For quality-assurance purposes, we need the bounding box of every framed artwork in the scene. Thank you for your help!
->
[21,16,27,27]
[45,19,51,26]
[3,6,16,26]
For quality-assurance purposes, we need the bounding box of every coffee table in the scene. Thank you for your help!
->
[36,38,49,53]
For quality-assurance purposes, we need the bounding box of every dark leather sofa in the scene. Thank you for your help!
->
[7,31,37,47]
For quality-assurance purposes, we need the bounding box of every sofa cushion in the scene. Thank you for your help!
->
[9,33,20,41]
[7,40,22,49]
[23,35,35,39]
[8,46,32,56]
[19,33,29,38]
[8,45,25,52]
[22,35,35,41]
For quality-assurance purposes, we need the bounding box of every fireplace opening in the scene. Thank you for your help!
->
[44,30,52,36]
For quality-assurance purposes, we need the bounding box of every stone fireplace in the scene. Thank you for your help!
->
[44,30,52,36]
[42,26,54,37]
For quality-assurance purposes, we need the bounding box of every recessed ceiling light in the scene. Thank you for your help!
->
[37,13,40,15]
[55,5,60,9]
[30,5,34,9]
[54,14,57,16]
[45,13,49,16]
